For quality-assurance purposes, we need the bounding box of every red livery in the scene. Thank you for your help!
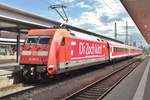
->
[70,38,109,60]
[20,28,143,80]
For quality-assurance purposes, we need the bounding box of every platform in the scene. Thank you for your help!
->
[0,55,16,63]
[0,55,18,87]
[0,62,18,88]
[102,56,150,100]
[0,55,17,72]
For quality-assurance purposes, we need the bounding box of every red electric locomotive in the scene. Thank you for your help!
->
[20,28,109,80]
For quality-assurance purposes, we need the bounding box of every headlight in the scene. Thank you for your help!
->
[38,51,48,56]
[22,51,31,55]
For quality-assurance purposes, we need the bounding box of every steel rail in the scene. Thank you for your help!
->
[63,59,141,100]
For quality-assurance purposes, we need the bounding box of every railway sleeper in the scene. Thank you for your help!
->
[88,87,108,92]
[75,95,98,100]
[80,92,102,96]
[72,96,93,100]
[83,90,103,94]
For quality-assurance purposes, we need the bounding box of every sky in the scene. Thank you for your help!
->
[0,0,149,47]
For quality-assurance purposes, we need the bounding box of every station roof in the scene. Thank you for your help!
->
[0,4,60,34]
[121,0,150,44]
[0,4,123,43]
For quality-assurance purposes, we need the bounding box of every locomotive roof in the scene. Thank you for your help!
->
[28,29,57,36]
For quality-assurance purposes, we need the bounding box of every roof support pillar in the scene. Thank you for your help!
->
[16,30,20,63]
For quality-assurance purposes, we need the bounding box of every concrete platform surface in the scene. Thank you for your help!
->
[0,63,18,68]
[0,62,18,89]
[0,55,16,64]
[102,56,150,100]
[0,63,18,72]
[0,55,16,60]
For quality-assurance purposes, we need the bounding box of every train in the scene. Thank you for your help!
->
[19,28,143,80]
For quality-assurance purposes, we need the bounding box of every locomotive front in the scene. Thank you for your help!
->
[20,29,55,80]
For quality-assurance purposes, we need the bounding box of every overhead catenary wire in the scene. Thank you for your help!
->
[102,0,116,12]
[105,1,130,44]
[42,1,128,35]
[101,0,128,24]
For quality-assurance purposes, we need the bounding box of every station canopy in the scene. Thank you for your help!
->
[121,0,150,44]
[0,4,60,40]
[0,4,122,43]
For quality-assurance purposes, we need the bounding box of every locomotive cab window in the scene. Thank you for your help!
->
[26,36,52,45]
[26,36,39,44]
[38,36,52,45]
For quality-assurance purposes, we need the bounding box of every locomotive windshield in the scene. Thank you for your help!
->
[38,36,51,44]
[26,36,52,45]
[26,36,38,44]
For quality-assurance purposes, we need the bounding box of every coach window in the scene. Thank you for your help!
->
[61,38,65,46]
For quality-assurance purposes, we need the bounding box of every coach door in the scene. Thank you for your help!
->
[106,42,110,61]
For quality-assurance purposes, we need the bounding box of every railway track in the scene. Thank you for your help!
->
[63,60,141,100]
[0,58,142,100]
[0,83,34,98]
